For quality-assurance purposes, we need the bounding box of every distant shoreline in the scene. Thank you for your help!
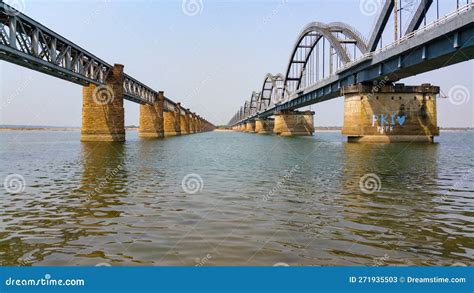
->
[0,127,80,132]
[1,126,473,132]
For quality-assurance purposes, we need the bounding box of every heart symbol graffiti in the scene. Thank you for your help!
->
[397,115,406,126]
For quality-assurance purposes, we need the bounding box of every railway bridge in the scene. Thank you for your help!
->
[228,0,474,142]
[0,1,214,141]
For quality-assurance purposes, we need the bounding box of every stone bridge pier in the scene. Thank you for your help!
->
[181,109,191,135]
[189,113,196,133]
[255,118,274,134]
[196,114,202,132]
[341,83,439,143]
[245,120,256,133]
[139,91,165,139]
[163,103,181,137]
[81,64,126,142]
[273,110,315,136]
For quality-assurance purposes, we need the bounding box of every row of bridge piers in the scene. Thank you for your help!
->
[81,64,214,142]
[234,111,316,137]
[232,83,440,143]
[139,93,213,138]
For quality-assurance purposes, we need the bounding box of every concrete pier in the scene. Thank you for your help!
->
[341,83,439,143]
[139,91,165,139]
[193,114,198,133]
[164,105,181,137]
[255,118,274,134]
[274,110,315,136]
[197,117,203,132]
[181,109,191,135]
[81,64,125,142]
[245,120,256,133]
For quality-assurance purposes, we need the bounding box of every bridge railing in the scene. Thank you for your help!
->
[374,2,473,55]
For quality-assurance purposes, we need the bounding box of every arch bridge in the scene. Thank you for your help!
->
[229,0,474,142]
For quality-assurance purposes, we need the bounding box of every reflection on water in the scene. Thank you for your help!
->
[0,130,472,266]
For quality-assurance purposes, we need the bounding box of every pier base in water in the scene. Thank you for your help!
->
[245,121,256,133]
[342,83,439,143]
[255,118,274,134]
[274,110,315,136]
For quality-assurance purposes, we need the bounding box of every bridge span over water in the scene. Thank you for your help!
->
[0,1,214,141]
[229,1,474,143]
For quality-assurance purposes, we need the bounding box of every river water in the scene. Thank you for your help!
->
[0,130,473,266]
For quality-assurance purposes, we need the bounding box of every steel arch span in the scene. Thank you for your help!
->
[228,2,474,127]
[282,22,368,100]
[259,73,285,110]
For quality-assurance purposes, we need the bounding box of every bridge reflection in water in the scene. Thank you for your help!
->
[337,142,444,265]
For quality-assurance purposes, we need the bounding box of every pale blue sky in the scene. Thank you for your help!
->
[1,0,473,127]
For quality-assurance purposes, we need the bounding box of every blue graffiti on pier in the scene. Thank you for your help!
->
[372,114,406,134]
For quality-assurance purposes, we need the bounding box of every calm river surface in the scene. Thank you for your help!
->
[0,130,473,266]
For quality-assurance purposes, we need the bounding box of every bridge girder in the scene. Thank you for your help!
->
[0,2,177,108]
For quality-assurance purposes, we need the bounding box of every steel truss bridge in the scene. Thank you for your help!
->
[228,0,474,126]
[0,1,211,125]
